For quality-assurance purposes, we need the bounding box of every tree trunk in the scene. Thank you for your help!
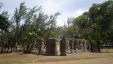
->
[90,43,94,52]
[24,42,32,54]
[96,43,101,53]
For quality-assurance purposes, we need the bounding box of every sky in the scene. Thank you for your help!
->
[1,0,106,26]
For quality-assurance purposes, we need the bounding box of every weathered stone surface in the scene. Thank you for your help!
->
[60,38,66,56]
[66,38,90,53]
[45,38,57,56]
[74,39,89,52]
[37,39,42,55]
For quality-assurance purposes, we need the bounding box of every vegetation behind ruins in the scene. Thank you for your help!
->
[0,0,113,54]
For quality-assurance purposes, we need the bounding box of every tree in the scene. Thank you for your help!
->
[88,0,113,52]
[12,2,27,46]
[72,0,113,52]
[0,14,9,31]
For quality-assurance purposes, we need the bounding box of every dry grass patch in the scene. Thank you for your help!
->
[0,52,113,64]
[101,48,113,53]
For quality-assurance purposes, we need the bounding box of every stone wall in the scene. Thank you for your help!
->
[67,38,90,53]
[37,38,90,56]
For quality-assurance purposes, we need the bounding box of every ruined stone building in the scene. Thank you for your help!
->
[67,38,90,53]
[35,38,90,56]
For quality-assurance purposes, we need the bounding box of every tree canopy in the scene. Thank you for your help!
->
[0,0,113,53]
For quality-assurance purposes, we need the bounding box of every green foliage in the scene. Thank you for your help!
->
[1,0,113,53]
[0,14,9,31]
[71,0,113,44]
[70,0,113,52]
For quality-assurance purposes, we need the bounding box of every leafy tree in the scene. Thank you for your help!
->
[0,14,9,31]
[72,0,113,52]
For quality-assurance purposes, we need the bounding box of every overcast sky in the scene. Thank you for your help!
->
[1,0,106,26]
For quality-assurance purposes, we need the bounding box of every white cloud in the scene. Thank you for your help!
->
[56,9,86,26]
[42,0,60,14]
[41,0,87,26]
[41,0,80,15]
[72,9,86,18]
[57,14,67,26]
[2,0,100,26]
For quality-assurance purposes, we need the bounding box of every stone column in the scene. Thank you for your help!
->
[56,41,60,56]
[69,39,74,53]
[74,39,77,52]
[37,39,42,55]
[76,39,80,52]
[60,38,66,56]
[84,40,87,52]
[45,38,56,56]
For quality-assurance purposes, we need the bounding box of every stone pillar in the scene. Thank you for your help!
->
[56,41,60,56]
[45,38,56,56]
[60,38,66,56]
[84,40,87,52]
[76,39,80,52]
[37,39,42,55]
[81,40,84,52]
[69,39,74,53]
[74,39,78,52]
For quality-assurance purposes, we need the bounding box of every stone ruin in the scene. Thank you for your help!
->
[45,38,57,56]
[60,38,66,56]
[67,38,90,53]
[36,38,90,56]
[45,38,66,56]
[37,39,42,55]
